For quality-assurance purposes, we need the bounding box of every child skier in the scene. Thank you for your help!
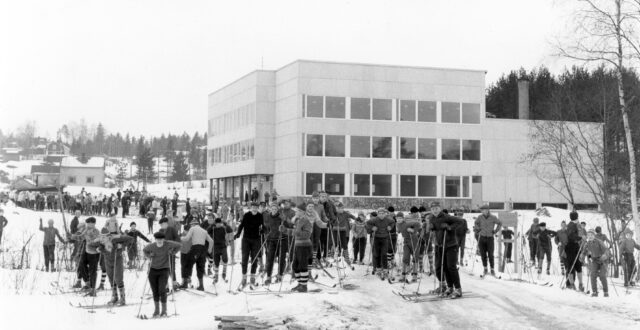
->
[429,201,465,298]
[619,231,640,287]
[581,229,610,297]
[143,232,182,317]
[351,211,368,265]
[365,208,395,279]
[39,218,66,272]
[70,217,101,296]
[209,218,233,283]
[397,208,422,282]
[125,222,150,269]
[92,217,134,305]
[263,202,291,285]
[181,219,213,290]
[536,223,557,275]
[280,202,315,292]
[234,202,264,288]
[332,202,356,265]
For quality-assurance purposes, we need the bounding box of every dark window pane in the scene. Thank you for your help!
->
[418,138,437,160]
[354,174,370,196]
[400,100,416,121]
[418,101,437,122]
[305,173,323,195]
[372,137,392,158]
[372,99,392,120]
[472,176,482,184]
[306,134,323,156]
[400,175,416,197]
[462,140,481,161]
[351,98,371,120]
[400,137,416,159]
[350,136,371,158]
[462,103,481,124]
[442,102,460,123]
[372,175,392,196]
[418,176,437,197]
[307,96,323,117]
[325,135,345,157]
[462,176,470,197]
[441,139,460,160]
[326,96,346,118]
[445,176,461,197]
[324,173,344,196]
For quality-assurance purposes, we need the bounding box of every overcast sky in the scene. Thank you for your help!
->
[0,0,574,138]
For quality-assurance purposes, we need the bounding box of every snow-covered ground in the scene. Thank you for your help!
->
[0,202,639,330]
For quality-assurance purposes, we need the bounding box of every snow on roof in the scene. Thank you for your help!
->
[61,156,105,168]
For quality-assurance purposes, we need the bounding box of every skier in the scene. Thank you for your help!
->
[125,222,150,269]
[171,195,178,217]
[143,231,182,317]
[525,218,541,267]
[146,209,156,234]
[454,210,468,266]
[0,208,8,246]
[595,226,612,247]
[161,197,168,217]
[39,218,66,272]
[350,211,368,265]
[418,206,435,275]
[397,208,422,282]
[159,217,181,287]
[386,206,399,274]
[332,202,355,265]
[565,211,585,291]
[318,191,337,261]
[429,201,465,298]
[70,217,101,295]
[310,192,329,266]
[220,200,230,221]
[180,219,213,290]
[280,202,315,292]
[536,223,557,275]
[619,230,640,287]
[365,208,395,279]
[581,229,610,297]
[234,202,264,288]
[263,202,291,285]
[501,226,514,263]
[92,217,133,305]
[473,205,502,276]
[208,218,233,283]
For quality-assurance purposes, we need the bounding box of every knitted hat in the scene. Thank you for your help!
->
[215,218,222,223]
[539,222,546,227]
[587,229,596,235]
[250,202,259,207]
[159,217,169,224]
[296,202,307,211]
[311,191,320,198]
[269,202,278,208]
[376,207,387,214]
[570,211,579,221]
[130,222,136,227]
[410,206,419,214]
[335,201,344,208]
[396,212,405,218]
[387,206,395,213]
[85,217,96,224]
[153,232,165,239]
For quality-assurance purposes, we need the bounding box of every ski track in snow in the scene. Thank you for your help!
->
[0,203,639,329]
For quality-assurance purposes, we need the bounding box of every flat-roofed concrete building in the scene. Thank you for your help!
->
[207,60,599,210]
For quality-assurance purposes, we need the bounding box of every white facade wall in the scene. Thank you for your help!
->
[60,167,105,187]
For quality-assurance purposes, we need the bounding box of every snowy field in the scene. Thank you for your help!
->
[0,202,639,330]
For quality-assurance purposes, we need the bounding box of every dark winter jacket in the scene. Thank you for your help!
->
[70,216,79,234]
[429,212,464,248]
[332,211,356,231]
[501,229,514,240]
[567,221,582,244]
[321,200,337,223]
[474,213,501,237]
[526,223,540,240]
[365,215,396,238]
[160,226,180,243]
[125,229,150,249]
[287,213,313,247]
[39,224,65,246]
[236,212,263,240]
[208,224,232,249]
[263,211,290,240]
[537,229,557,250]
[397,214,421,247]
[351,219,367,239]
[143,241,182,270]
[554,229,568,246]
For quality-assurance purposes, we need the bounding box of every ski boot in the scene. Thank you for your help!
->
[196,278,204,291]
[72,279,82,289]
[429,283,446,295]
[51,267,56,272]
[108,288,119,305]
[117,287,126,306]
[275,274,282,283]
[537,268,542,275]
[411,273,418,283]
[249,274,256,286]
[207,268,212,276]
[239,275,248,290]
[578,284,585,292]
[441,287,453,298]
[448,288,462,299]
[490,269,496,277]
[291,284,307,292]
[86,289,97,297]
[160,303,167,317]
[179,279,189,289]
[546,269,550,276]
[152,301,160,317]
[97,283,105,291]
[81,285,91,292]
[264,277,272,286]
[483,268,488,276]
[604,292,609,297]
[591,291,598,297]
[398,274,407,283]
[222,270,227,281]
[213,273,219,284]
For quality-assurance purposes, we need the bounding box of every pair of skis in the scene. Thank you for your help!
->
[392,290,484,302]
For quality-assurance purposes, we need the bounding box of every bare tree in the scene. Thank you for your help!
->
[557,0,639,236]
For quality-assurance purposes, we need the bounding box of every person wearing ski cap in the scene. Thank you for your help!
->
[208,218,233,283]
[280,202,315,292]
[397,208,422,282]
[386,206,399,274]
[332,201,356,266]
[95,216,134,305]
[565,211,585,291]
[581,229,610,297]
[350,211,368,265]
[365,207,395,279]
[234,202,264,288]
[310,191,329,267]
[554,221,569,275]
[125,221,150,269]
[318,191,337,262]
[536,222,557,275]
[39,218,66,272]
[144,231,182,317]
[618,230,640,287]
[525,217,541,267]
[429,201,465,298]
[181,218,213,291]
[417,206,434,274]
[70,216,101,295]
[263,202,291,285]
[473,204,502,276]
[159,217,180,288]
[594,226,612,247]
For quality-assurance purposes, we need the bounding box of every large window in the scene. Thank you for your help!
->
[350,136,371,158]
[442,102,461,123]
[325,135,345,157]
[372,137,392,158]
[400,100,416,121]
[306,96,324,118]
[351,98,371,120]
[86,177,94,184]
[441,139,460,160]
[209,103,256,136]
[210,139,256,165]
[462,103,481,124]
[445,176,471,198]
[372,175,392,196]
[462,140,481,161]
[372,99,392,120]
[305,173,323,195]
[325,173,345,195]
[353,174,370,196]
[400,175,416,197]
[418,138,437,160]
[418,101,437,122]
[418,176,437,197]
[325,96,346,118]
[400,137,416,159]
[306,134,323,156]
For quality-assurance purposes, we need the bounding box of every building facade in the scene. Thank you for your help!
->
[207,60,598,210]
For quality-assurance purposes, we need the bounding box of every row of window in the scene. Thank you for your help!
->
[305,134,481,161]
[208,103,256,137]
[208,139,255,166]
[67,176,94,184]
[303,95,481,124]
[305,173,475,198]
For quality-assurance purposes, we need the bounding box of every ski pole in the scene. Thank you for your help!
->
[366,233,376,276]
[440,230,447,292]
[88,252,103,313]
[277,235,295,293]
[388,231,397,280]
[107,249,118,314]
[415,230,432,294]
[330,229,343,287]
[136,261,151,319]
[168,252,178,316]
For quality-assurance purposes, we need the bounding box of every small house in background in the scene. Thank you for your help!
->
[1,147,23,162]
[60,155,105,187]
[31,163,61,187]
[45,141,70,163]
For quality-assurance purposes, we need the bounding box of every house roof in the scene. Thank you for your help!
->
[61,156,105,168]
[31,164,60,174]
